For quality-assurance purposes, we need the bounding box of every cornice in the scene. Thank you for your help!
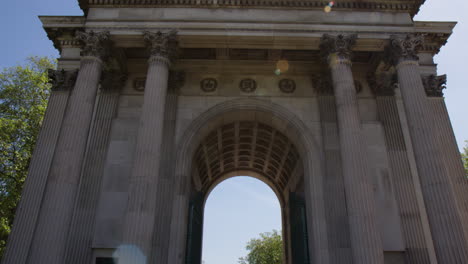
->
[78,0,425,17]
[40,16,85,52]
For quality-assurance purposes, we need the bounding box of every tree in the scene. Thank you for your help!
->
[0,57,55,258]
[238,230,283,264]
[462,141,468,176]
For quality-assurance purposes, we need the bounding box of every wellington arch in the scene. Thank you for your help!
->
[3,0,468,264]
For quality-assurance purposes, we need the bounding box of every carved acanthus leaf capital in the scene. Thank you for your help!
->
[386,34,424,65]
[367,71,397,96]
[143,30,178,62]
[422,74,447,97]
[75,31,111,59]
[100,70,127,92]
[311,72,333,95]
[320,34,357,63]
[48,69,78,91]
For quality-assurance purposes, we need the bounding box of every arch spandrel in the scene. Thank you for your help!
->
[169,98,330,264]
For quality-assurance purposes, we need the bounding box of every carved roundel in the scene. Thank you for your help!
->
[240,78,257,93]
[133,78,146,91]
[279,79,296,93]
[200,78,218,92]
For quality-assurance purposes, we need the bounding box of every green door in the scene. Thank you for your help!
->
[185,192,204,264]
[289,192,310,264]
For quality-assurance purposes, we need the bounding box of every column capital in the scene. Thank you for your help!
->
[320,34,357,65]
[100,70,127,92]
[311,72,333,95]
[143,30,178,65]
[386,34,424,66]
[367,71,397,96]
[48,69,78,91]
[422,74,447,97]
[75,31,111,60]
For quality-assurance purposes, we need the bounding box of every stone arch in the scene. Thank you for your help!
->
[168,98,330,264]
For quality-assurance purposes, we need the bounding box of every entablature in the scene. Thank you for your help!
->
[40,15,454,57]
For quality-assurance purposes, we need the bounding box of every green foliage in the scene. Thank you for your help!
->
[238,230,283,264]
[462,141,468,176]
[0,57,55,258]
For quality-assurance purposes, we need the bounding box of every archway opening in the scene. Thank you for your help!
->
[202,176,282,264]
[183,119,311,264]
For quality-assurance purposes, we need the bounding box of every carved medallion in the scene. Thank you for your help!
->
[200,78,218,92]
[240,79,257,93]
[133,78,146,91]
[279,79,296,93]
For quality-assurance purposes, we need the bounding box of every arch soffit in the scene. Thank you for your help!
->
[174,98,323,189]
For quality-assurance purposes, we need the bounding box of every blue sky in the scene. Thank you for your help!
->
[0,1,467,264]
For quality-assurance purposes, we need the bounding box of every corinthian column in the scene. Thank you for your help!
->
[27,31,110,264]
[2,70,76,264]
[387,34,468,262]
[320,34,384,264]
[120,30,177,261]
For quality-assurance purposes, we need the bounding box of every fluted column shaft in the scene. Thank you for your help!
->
[330,59,384,263]
[64,71,124,263]
[121,31,177,260]
[27,56,105,263]
[375,96,435,263]
[2,78,72,264]
[392,47,468,261]
[321,34,384,264]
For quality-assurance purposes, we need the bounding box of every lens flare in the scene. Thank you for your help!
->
[324,1,335,13]
[276,60,289,72]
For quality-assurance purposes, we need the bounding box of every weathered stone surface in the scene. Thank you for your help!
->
[4,3,466,264]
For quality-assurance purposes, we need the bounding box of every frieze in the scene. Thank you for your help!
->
[200,78,218,93]
[48,69,78,91]
[278,79,296,94]
[240,79,257,93]
[131,71,185,93]
[422,74,447,97]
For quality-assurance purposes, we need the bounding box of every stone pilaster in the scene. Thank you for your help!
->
[320,34,384,264]
[387,34,468,262]
[121,30,178,260]
[64,70,126,263]
[370,73,436,263]
[26,31,110,264]
[1,70,76,264]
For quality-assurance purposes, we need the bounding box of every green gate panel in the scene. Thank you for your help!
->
[289,192,310,264]
[185,192,204,264]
